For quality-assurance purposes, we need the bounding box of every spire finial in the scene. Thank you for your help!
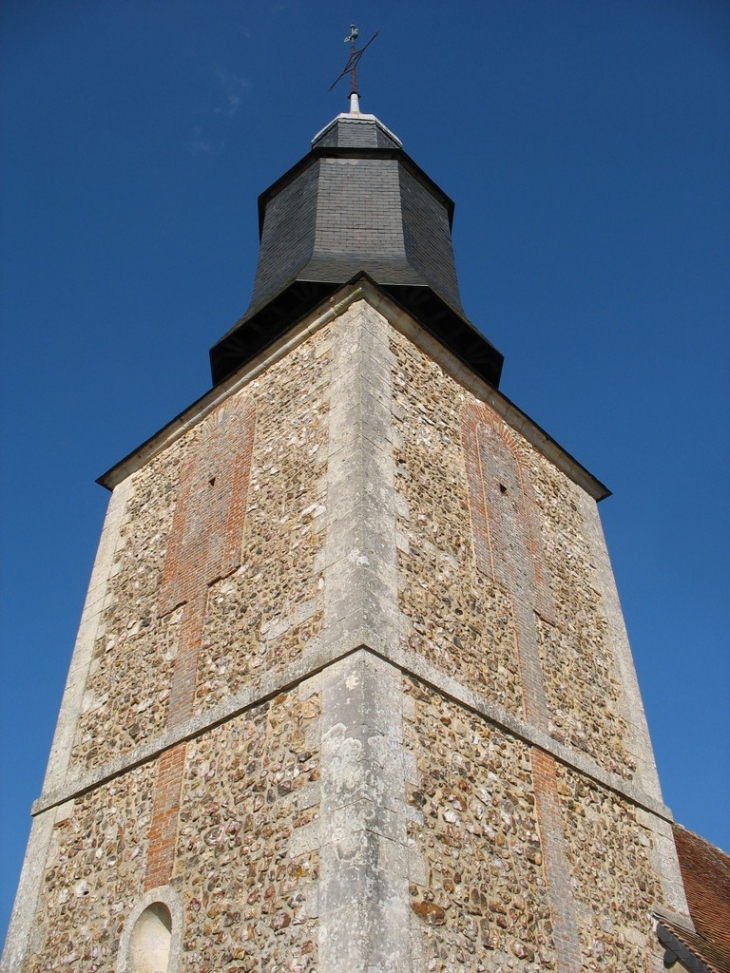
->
[328,24,379,109]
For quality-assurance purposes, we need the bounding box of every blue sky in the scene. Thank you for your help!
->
[1,0,728,947]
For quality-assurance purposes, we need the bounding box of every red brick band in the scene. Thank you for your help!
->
[167,592,207,725]
[462,401,581,971]
[160,399,256,725]
[462,404,553,619]
[145,398,256,890]
[531,750,582,972]
[461,403,553,726]
[145,741,187,891]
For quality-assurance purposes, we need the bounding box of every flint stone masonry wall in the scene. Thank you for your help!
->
[172,688,321,972]
[557,763,665,971]
[71,444,184,771]
[24,763,156,971]
[530,474,634,779]
[391,334,524,718]
[404,679,667,973]
[390,328,635,780]
[404,679,556,971]
[195,327,330,713]
[70,326,331,775]
[23,687,320,973]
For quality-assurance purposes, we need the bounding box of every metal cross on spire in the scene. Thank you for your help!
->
[328,24,379,112]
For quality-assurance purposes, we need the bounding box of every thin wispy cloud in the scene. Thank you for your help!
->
[214,65,251,118]
[188,64,250,155]
[189,125,224,157]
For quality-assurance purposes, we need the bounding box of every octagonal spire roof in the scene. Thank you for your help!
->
[209,106,503,388]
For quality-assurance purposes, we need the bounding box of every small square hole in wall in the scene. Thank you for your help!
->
[499,483,507,494]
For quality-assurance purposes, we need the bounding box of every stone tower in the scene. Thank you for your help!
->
[3,104,694,972]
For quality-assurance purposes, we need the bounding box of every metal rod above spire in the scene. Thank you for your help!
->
[328,24,379,105]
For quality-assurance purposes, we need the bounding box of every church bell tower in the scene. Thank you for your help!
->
[3,92,693,972]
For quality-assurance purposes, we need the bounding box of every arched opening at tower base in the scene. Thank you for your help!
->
[128,903,172,973]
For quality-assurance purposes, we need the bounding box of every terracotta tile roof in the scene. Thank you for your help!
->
[658,915,730,973]
[662,824,730,973]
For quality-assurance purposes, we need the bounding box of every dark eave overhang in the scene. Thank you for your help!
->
[209,272,504,389]
[99,277,609,503]
[210,278,338,383]
[657,922,714,973]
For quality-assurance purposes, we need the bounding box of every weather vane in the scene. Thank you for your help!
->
[328,24,379,103]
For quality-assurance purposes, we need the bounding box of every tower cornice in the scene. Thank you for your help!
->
[100,278,609,502]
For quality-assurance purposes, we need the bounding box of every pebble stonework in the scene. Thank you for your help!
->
[3,104,695,973]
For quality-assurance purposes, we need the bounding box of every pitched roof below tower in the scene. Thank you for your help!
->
[656,826,730,973]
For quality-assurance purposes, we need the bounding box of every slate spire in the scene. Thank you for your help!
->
[209,104,503,388]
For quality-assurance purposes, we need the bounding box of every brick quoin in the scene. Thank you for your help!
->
[462,401,581,970]
[146,397,256,890]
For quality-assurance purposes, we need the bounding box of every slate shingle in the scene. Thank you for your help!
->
[209,111,503,387]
